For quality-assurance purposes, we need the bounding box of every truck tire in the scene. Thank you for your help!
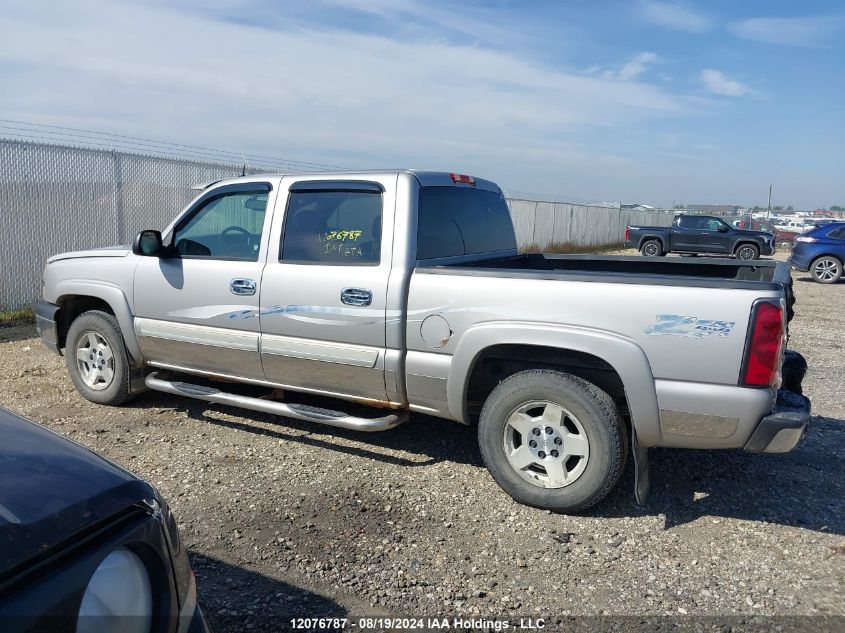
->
[734,243,759,260]
[65,310,132,406]
[478,369,627,513]
[639,239,664,257]
[809,255,842,284]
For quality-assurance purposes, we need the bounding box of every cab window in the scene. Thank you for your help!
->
[678,216,705,229]
[281,188,382,265]
[172,190,268,261]
[417,187,516,259]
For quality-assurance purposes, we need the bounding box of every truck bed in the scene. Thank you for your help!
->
[420,254,791,290]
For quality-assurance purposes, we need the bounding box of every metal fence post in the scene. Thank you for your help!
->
[112,149,125,244]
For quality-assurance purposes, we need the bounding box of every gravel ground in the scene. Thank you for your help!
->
[1,251,843,632]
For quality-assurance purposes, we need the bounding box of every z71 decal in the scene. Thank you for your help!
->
[645,314,736,338]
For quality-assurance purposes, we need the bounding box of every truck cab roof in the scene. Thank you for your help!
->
[198,170,502,193]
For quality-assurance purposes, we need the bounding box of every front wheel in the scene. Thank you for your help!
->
[734,243,759,260]
[810,256,843,284]
[65,310,133,405]
[478,370,627,513]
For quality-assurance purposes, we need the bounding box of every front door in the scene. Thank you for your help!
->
[259,177,394,403]
[699,217,732,254]
[133,182,276,381]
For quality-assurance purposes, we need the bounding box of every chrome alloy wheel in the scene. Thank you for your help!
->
[643,242,659,256]
[737,245,757,260]
[813,257,841,282]
[502,400,590,488]
[76,331,115,390]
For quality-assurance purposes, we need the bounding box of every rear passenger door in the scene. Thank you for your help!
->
[258,177,395,403]
[672,216,705,251]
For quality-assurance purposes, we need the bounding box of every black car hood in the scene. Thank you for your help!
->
[0,408,156,575]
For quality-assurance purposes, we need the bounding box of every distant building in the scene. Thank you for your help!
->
[686,204,741,216]
[620,203,656,211]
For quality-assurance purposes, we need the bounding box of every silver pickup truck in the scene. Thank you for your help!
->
[36,170,810,512]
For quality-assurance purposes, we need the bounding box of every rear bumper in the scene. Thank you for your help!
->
[788,254,811,272]
[788,246,814,271]
[744,393,810,453]
[744,351,811,453]
[34,299,61,355]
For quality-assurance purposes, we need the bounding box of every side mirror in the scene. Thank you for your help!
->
[718,225,729,233]
[133,230,164,256]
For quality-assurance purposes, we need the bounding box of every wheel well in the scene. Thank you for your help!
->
[465,344,628,422]
[639,236,663,249]
[811,253,843,264]
[56,296,115,347]
[733,240,759,253]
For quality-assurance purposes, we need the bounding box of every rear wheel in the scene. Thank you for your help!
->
[810,256,842,284]
[65,310,132,405]
[478,370,627,513]
[640,239,664,257]
[734,243,759,260]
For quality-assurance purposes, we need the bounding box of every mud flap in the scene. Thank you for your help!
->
[632,430,650,506]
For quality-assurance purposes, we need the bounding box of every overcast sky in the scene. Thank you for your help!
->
[0,0,842,208]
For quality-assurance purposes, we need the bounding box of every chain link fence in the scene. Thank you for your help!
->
[0,138,673,310]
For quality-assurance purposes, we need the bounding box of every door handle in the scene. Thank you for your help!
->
[230,278,256,296]
[340,288,372,306]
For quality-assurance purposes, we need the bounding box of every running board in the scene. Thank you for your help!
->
[144,372,407,432]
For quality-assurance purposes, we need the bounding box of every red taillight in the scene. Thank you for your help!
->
[625,226,630,241]
[449,173,475,185]
[742,302,784,386]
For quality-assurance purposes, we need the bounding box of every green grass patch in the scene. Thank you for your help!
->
[0,306,35,326]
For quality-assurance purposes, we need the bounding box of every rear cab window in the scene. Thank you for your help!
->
[280,183,383,265]
[417,186,516,260]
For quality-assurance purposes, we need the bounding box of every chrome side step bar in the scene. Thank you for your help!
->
[144,372,407,432]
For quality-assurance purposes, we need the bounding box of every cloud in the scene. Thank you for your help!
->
[602,52,661,81]
[728,15,845,47]
[17,0,814,205]
[306,0,512,42]
[0,1,686,163]
[638,0,713,33]
[700,69,753,97]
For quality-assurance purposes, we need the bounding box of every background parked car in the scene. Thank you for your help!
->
[788,222,845,284]
[733,217,800,249]
[0,407,209,633]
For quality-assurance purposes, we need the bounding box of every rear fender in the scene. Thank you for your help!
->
[638,234,666,250]
[449,322,662,446]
